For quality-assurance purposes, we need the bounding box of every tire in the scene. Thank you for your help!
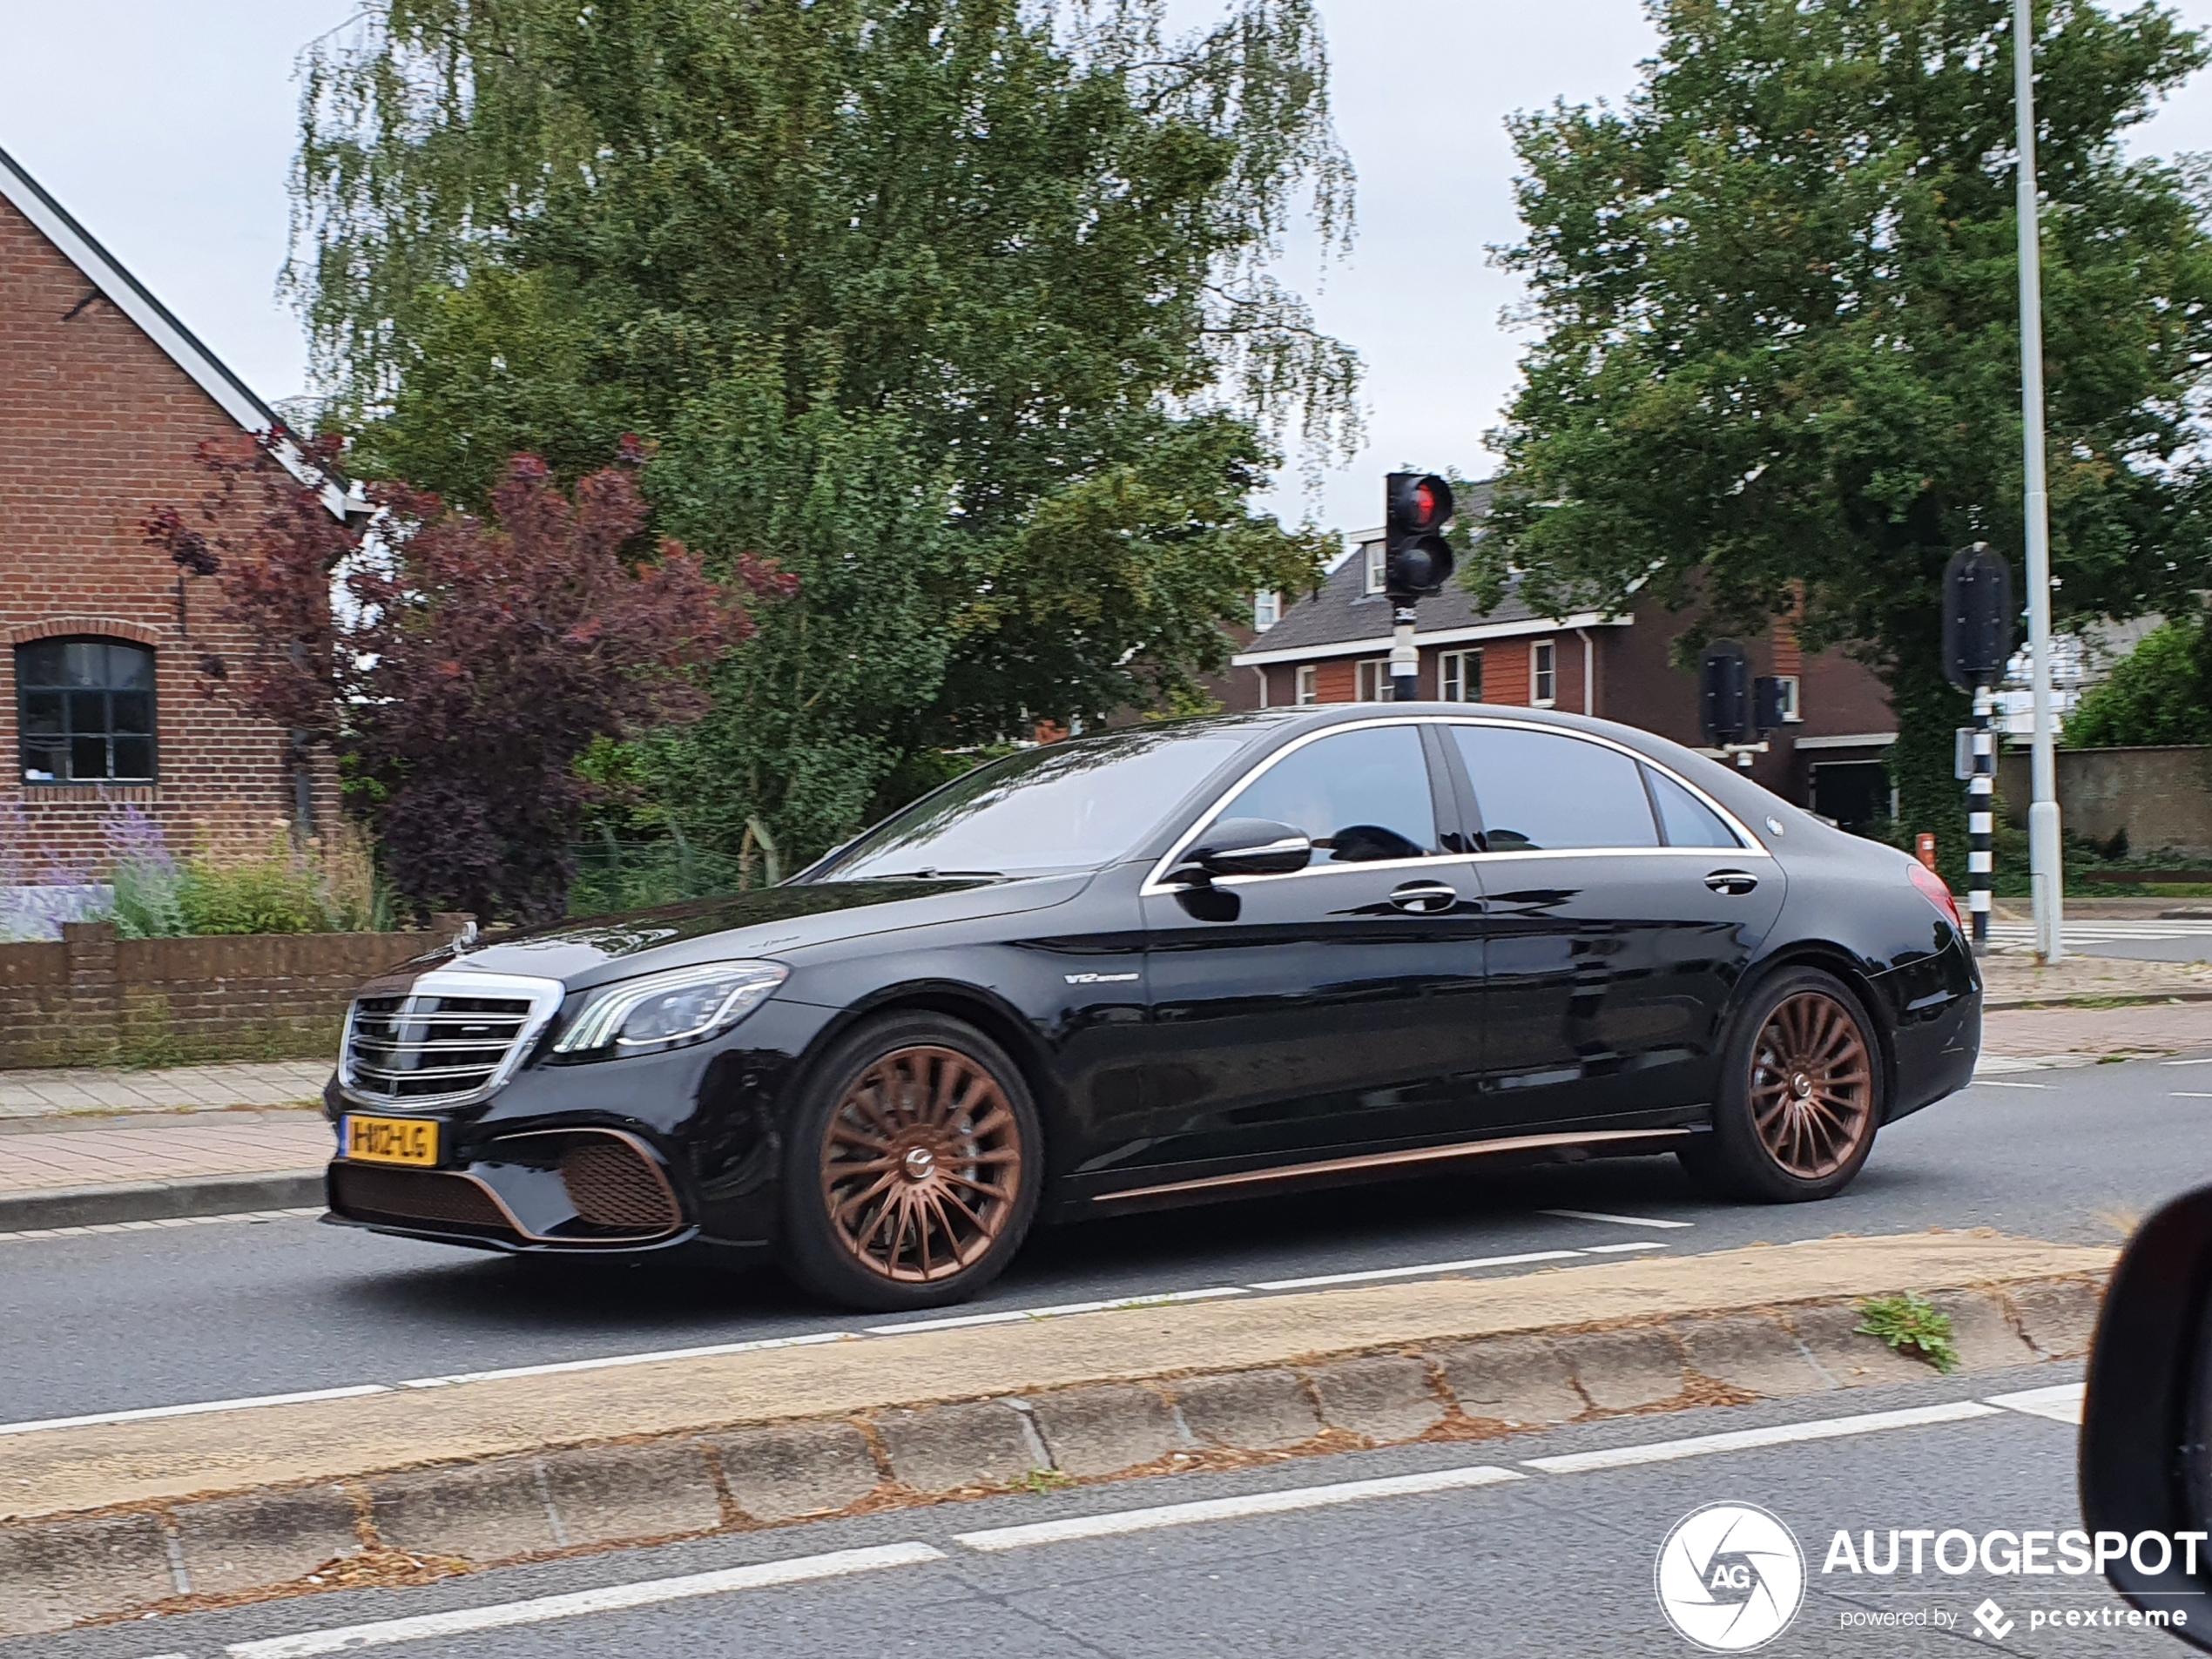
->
[1679,967,1885,1204]
[778,1012,1042,1312]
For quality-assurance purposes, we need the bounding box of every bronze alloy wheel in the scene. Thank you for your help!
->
[1748,990,1875,1180]
[819,1043,1024,1284]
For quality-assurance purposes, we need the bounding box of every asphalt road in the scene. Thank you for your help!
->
[2,1359,2170,1659]
[4,1050,2212,1431]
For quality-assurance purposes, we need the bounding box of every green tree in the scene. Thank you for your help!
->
[290,0,1349,861]
[2064,618,2212,745]
[1476,0,2212,853]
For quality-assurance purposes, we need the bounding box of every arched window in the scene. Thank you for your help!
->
[16,638,156,783]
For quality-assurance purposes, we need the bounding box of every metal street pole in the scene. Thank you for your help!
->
[1392,605,1420,702]
[2014,0,2065,962]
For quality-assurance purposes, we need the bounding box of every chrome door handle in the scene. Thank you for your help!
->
[1389,880,1460,914]
[1705,870,1759,897]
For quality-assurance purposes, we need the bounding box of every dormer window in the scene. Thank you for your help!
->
[1253,590,1281,631]
[1363,542,1386,595]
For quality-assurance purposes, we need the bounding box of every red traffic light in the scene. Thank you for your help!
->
[1388,472,1453,535]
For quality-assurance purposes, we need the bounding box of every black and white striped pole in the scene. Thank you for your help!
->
[1969,683,1995,952]
[1383,473,1455,693]
[1945,542,2013,955]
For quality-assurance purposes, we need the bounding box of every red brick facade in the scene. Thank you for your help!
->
[0,187,336,871]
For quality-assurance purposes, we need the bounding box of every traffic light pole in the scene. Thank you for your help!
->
[1969,683,1994,953]
[2014,0,2065,962]
[1391,605,1420,702]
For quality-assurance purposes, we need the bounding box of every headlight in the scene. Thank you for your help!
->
[552,961,788,1058]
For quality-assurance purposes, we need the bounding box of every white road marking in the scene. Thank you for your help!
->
[0,1206,320,1246]
[223,1541,947,1657]
[953,1464,1524,1553]
[2163,1057,2212,1067]
[1986,1382,2087,1425]
[864,1287,1249,1336]
[1539,1208,1695,1230]
[1973,1080,2051,1089]
[0,1384,391,1440]
[1582,1241,1669,1254]
[396,1332,853,1388]
[2175,1093,2212,1100]
[1251,1251,1581,1291]
[1522,1400,2002,1474]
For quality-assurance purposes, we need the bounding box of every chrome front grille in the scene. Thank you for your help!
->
[339,968,565,1109]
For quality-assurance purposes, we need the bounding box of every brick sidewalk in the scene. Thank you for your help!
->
[1981,1001,2212,1060]
[0,1118,334,1197]
[0,1059,328,1121]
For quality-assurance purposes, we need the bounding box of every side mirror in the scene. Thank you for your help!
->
[2080,1184,2212,1646]
[1167,818,1312,885]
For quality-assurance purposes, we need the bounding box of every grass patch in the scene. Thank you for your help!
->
[1855,1293,1960,1374]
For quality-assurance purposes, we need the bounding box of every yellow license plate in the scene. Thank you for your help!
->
[343,1115,440,1166]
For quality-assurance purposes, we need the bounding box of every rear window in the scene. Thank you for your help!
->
[1448,725,1659,851]
[1645,766,1742,848]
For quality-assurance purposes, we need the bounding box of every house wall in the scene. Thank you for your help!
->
[0,193,337,873]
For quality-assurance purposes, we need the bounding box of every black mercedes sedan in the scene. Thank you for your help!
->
[322,705,1979,1310]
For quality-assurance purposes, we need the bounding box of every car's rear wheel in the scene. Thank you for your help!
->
[1680,968,1883,1203]
[779,1013,1042,1312]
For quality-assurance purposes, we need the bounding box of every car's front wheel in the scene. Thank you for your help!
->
[779,1012,1042,1312]
[1680,967,1884,1203]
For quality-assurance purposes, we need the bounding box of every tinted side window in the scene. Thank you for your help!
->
[1218,725,1438,862]
[1645,766,1741,848]
[1450,725,1658,851]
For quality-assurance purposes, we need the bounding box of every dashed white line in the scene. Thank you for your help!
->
[865,1287,1250,1336]
[1582,1241,1669,1254]
[396,1332,855,1388]
[0,1206,320,1246]
[1539,1208,1696,1230]
[0,1384,391,1440]
[2174,1093,2212,1100]
[1251,1251,1579,1291]
[2163,1057,2212,1067]
[1973,1080,2051,1089]
[223,1542,947,1657]
[953,1464,1525,1552]
[1521,1400,2001,1474]
[1986,1382,2086,1425]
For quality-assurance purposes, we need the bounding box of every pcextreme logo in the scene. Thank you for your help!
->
[1656,1502,1808,1652]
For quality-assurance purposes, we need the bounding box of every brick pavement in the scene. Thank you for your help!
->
[0,1118,333,1197]
[0,1059,328,1121]
[1980,1000,2212,1061]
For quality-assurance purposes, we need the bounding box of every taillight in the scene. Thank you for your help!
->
[1909,860,1962,932]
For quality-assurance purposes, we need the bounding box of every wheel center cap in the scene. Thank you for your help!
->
[902,1146,937,1182]
[1792,1073,1813,1098]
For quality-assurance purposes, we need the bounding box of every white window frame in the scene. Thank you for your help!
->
[1439,648,1481,704]
[1530,639,1557,707]
[1253,590,1281,631]
[1363,542,1386,596]
[1775,673,1803,722]
[1294,664,1318,705]
[1355,658,1392,702]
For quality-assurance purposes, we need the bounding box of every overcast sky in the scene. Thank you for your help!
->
[10,0,2212,535]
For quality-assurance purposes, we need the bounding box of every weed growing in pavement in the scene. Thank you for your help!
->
[1855,1294,1960,1374]
[1016,1469,1076,1494]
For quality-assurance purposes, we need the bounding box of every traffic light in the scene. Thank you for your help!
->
[1699,640,1750,746]
[1384,473,1455,600]
[1943,543,2014,690]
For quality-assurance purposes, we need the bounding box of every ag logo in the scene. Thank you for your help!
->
[1655,1502,1806,1651]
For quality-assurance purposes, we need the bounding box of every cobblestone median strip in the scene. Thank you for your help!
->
[0,1232,2111,1636]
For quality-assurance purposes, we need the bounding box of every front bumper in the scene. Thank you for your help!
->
[322,995,837,1253]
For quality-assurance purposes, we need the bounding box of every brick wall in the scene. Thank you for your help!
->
[0,193,341,871]
[0,924,429,1069]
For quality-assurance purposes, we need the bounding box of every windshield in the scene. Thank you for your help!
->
[812,730,1248,881]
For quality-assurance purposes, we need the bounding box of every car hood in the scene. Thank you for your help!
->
[415,874,1093,989]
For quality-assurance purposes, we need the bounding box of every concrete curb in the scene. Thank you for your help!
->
[0,1170,324,1232]
[0,1269,2104,1636]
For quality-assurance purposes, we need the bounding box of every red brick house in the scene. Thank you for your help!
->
[1233,482,1902,827]
[0,145,341,870]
